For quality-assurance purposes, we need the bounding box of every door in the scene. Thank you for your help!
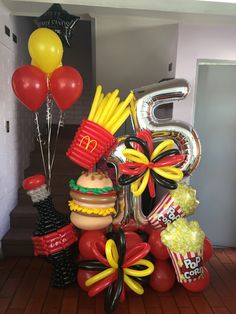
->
[191,63,236,247]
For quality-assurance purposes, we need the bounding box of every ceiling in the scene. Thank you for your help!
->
[4,0,236,24]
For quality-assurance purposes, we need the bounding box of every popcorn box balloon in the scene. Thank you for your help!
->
[168,249,204,283]
[148,193,184,228]
[148,184,199,228]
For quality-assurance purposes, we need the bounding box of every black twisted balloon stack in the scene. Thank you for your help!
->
[23,174,78,287]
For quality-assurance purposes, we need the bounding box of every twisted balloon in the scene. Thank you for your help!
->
[119,136,184,197]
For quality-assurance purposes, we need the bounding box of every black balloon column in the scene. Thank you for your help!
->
[23,174,78,287]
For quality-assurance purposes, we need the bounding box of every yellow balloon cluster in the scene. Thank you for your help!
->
[88,85,134,135]
[85,239,154,295]
[123,139,183,196]
[169,183,199,216]
[161,218,205,255]
[28,28,63,74]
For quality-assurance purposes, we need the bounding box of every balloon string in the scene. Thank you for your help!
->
[46,95,53,191]
[50,110,65,171]
[34,112,47,179]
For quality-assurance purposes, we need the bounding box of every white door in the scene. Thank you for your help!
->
[191,63,236,247]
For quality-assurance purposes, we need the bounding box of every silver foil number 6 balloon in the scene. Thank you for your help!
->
[131,78,201,176]
[108,79,201,225]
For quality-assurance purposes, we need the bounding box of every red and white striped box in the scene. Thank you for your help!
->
[168,249,204,283]
[147,193,184,229]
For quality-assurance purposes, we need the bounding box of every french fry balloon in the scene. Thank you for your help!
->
[28,28,63,74]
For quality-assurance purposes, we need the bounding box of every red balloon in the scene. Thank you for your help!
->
[49,66,83,111]
[22,174,46,190]
[125,231,143,252]
[203,237,213,262]
[12,65,48,112]
[88,272,117,297]
[138,223,157,235]
[182,267,210,292]
[113,219,138,233]
[77,269,98,291]
[150,260,176,292]
[79,230,106,260]
[148,230,170,260]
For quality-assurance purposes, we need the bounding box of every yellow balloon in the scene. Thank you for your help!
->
[28,28,63,74]
[124,274,144,295]
[124,259,154,277]
[105,239,119,269]
[31,60,62,79]
[85,268,115,287]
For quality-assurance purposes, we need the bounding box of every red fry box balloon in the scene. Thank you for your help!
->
[182,267,210,292]
[12,65,48,112]
[49,65,83,111]
[148,229,170,260]
[150,260,176,292]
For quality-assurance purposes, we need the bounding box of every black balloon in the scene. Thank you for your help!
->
[125,136,150,159]
[35,4,80,47]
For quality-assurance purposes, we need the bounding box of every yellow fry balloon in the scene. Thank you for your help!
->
[28,28,63,74]
[88,85,102,121]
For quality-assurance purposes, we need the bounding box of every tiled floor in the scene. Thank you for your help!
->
[0,249,236,313]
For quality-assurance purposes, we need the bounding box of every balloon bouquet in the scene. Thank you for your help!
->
[12,27,213,313]
[12,27,83,188]
[65,80,212,312]
[12,28,83,287]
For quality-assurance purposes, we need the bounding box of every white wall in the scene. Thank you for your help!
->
[95,15,178,99]
[0,2,35,240]
[174,23,236,124]
[191,64,236,246]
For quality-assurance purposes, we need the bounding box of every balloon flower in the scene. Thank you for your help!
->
[66,85,134,170]
[148,183,199,228]
[161,218,205,283]
[78,229,154,313]
[118,135,184,197]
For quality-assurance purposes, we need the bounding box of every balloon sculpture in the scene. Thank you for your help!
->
[13,25,213,314]
[23,174,78,287]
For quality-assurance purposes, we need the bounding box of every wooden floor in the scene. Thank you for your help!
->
[0,249,236,314]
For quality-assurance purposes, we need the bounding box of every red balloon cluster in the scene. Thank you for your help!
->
[77,227,213,295]
[12,64,83,112]
[147,229,212,292]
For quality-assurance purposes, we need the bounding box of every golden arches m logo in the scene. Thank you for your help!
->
[79,136,98,153]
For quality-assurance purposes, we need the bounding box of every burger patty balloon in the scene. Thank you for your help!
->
[68,170,119,230]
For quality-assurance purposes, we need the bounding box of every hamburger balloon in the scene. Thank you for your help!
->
[69,171,119,230]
